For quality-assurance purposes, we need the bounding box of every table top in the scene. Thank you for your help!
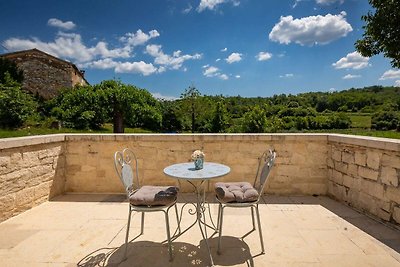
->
[164,162,230,181]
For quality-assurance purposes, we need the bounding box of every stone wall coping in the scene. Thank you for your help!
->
[1,133,399,151]
[328,134,400,152]
[0,134,65,150]
[64,133,328,142]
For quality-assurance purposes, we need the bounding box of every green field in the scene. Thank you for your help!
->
[349,114,372,129]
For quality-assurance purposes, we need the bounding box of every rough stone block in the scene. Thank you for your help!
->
[380,166,399,187]
[332,170,343,184]
[354,152,367,166]
[358,166,379,181]
[393,206,400,224]
[348,164,358,177]
[342,151,354,164]
[381,154,400,168]
[332,149,341,162]
[361,179,384,199]
[385,187,400,204]
[367,151,380,170]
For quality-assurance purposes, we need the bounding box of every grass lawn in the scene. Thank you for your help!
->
[349,114,372,129]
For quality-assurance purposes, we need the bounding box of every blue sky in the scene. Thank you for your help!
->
[1,0,399,99]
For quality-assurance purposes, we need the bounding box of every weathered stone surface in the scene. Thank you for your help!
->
[342,151,354,164]
[361,179,384,199]
[381,154,400,168]
[386,187,400,204]
[366,151,380,170]
[393,206,400,224]
[332,149,341,162]
[358,166,379,181]
[354,152,367,166]
[380,166,399,187]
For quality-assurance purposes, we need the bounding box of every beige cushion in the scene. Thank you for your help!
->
[215,182,259,203]
[129,185,179,206]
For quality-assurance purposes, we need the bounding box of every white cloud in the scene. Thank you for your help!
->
[80,58,158,76]
[203,65,228,80]
[197,0,240,12]
[203,66,220,77]
[256,52,272,61]
[47,18,76,30]
[152,92,178,100]
[342,74,361,79]
[146,44,201,70]
[226,52,242,63]
[182,4,193,14]
[332,52,369,70]
[119,29,159,46]
[379,69,400,80]
[269,11,352,46]
[279,73,294,78]
[235,75,241,78]
[221,47,227,52]
[216,58,221,62]
[316,0,344,5]
[395,80,400,87]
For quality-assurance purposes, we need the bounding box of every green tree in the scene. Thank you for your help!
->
[180,85,201,133]
[0,73,37,128]
[211,100,229,133]
[242,105,268,133]
[355,0,400,68]
[0,58,23,84]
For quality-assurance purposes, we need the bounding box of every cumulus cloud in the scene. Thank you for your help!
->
[80,58,158,76]
[203,65,229,80]
[221,47,227,52]
[119,29,159,46]
[146,44,201,70]
[379,69,400,80]
[342,74,361,79]
[235,75,241,78]
[269,11,352,46]
[332,52,369,70]
[226,52,242,63]
[197,0,240,12]
[47,18,76,30]
[256,52,272,61]
[395,80,400,87]
[316,0,344,5]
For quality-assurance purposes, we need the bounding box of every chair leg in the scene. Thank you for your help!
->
[140,212,145,235]
[217,205,224,255]
[164,210,173,261]
[216,203,222,232]
[250,206,256,231]
[124,206,133,260]
[174,204,181,234]
[255,205,265,254]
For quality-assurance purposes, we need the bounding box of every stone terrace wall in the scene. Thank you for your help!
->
[64,134,328,195]
[0,135,66,222]
[327,135,400,225]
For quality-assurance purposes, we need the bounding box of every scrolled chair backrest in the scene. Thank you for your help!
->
[114,148,139,193]
[253,149,276,198]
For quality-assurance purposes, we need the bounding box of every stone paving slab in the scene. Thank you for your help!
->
[0,194,399,267]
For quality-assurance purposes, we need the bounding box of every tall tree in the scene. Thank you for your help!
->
[211,100,229,133]
[0,58,23,84]
[355,0,400,68]
[180,85,201,133]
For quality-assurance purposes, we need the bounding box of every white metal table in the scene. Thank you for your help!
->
[164,162,230,266]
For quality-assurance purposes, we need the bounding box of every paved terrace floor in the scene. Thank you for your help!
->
[1,194,400,267]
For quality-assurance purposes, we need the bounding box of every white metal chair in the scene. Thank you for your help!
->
[114,148,180,261]
[214,149,276,254]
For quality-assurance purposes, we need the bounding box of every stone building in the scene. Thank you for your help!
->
[1,48,88,99]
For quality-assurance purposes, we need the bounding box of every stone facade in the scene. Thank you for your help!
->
[327,135,400,225]
[0,133,399,228]
[1,49,88,99]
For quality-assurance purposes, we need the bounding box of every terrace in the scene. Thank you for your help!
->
[1,133,399,266]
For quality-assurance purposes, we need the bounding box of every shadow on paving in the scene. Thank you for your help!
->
[77,236,257,267]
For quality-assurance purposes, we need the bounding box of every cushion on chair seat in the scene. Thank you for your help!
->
[128,185,179,206]
[215,182,259,203]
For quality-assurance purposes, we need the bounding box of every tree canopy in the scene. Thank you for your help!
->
[355,0,400,68]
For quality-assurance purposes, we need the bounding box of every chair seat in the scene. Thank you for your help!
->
[129,185,179,206]
[215,182,259,203]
